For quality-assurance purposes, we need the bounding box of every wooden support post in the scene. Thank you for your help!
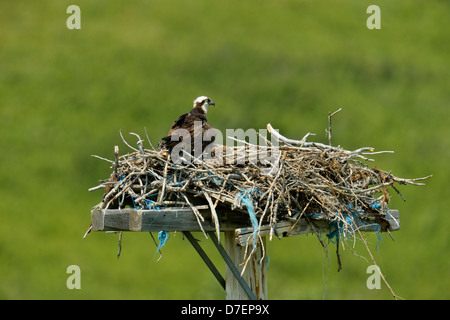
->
[224,231,267,300]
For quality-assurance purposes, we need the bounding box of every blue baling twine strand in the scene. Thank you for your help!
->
[131,195,162,210]
[236,188,261,249]
[153,231,170,259]
[375,231,384,251]
[131,195,169,259]
[326,213,355,244]
[327,201,385,250]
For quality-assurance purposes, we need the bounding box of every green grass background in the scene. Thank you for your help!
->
[0,0,448,299]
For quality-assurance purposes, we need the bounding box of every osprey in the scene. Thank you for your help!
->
[158,96,217,154]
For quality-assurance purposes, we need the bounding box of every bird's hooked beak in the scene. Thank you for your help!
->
[203,100,215,113]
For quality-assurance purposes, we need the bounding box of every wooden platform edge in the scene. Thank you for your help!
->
[235,209,400,246]
[91,208,399,246]
[91,207,251,232]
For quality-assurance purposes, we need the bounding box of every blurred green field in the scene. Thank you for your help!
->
[0,0,448,299]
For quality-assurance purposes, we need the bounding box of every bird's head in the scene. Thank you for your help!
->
[193,96,215,114]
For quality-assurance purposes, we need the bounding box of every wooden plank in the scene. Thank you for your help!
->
[91,208,399,244]
[386,209,400,230]
[235,209,400,246]
[91,208,252,232]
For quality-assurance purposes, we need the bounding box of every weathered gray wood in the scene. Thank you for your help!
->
[91,208,399,244]
[235,209,400,246]
[91,207,252,232]
[224,231,267,300]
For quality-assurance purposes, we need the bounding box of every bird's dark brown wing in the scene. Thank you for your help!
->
[158,112,191,150]
[167,112,189,135]
[159,110,211,151]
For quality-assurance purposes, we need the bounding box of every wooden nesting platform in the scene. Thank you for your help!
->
[91,208,400,246]
[90,207,400,299]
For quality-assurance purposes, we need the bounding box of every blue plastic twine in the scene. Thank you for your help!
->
[327,213,354,243]
[375,231,384,251]
[236,188,259,249]
[153,231,169,259]
[130,195,168,259]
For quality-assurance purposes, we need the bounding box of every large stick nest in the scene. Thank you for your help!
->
[91,123,430,243]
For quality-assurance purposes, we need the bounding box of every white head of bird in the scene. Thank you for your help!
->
[193,96,215,114]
